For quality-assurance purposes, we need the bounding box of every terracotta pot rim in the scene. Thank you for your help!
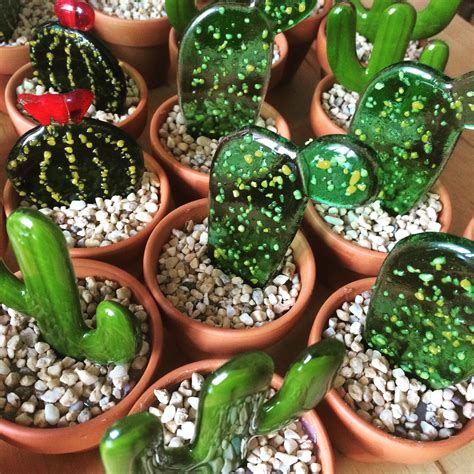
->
[93,7,170,25]
[2,152,171,260]
[0,258,163,450]
[308,277,474,450]
[0,43,29,53]
[143,198,316,336]
[272,32,289,70]
[311,0,333,21]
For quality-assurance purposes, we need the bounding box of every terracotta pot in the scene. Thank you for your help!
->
[315,17,332,77]
[150,95,291,201]
[5,61,149,139]
[167,29,288,90]
[92,9,171,89]
[308,278,474,464]
[0,203,7,258]
[3,153,171,275]
[128,358,335,473]
[143,198,316,360]
[0,258,164,454]
[302,182,452,286]
[281,0,332,83]
[0,43,30,112]
[464,218,474,240]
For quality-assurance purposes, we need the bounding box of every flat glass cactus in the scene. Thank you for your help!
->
[365,233,474,389]
[0,0,21,42]
[0,208,140,363]
[350,62,473,215]
[209,126,378,285]
[8,91,144,207]
[29,0,126,114]
[100,339,345,473]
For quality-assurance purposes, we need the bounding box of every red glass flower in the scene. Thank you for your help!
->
[55,0,95,31]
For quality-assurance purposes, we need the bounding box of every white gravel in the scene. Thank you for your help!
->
[156,218,300,329]
[22,171,161,249]
[323,290,473,441]
[158,105,278,173]
[273,42,281,64]
[312,0,326,16]
[89,0,166,20]
[0,0,55,47]
[150,375,322,473]
[316,192,442,253]
[0,277,150,428]
[16,69,140,124]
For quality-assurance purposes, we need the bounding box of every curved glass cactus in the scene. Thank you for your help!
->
[327,2,449,93]
[0,0,21,42]
[165,0,204,36]
[209,126,378,285]
[365,232,474,389]
[0,208,140,363]
[100,339,345,473]
[350,62,473,215]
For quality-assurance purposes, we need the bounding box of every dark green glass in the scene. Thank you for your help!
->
[0,0,21,42]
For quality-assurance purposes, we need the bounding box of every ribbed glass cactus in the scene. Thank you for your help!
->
[365,232,474,389]
[100,339,345,473]
[0,208,140,363]
[0,0,21,42]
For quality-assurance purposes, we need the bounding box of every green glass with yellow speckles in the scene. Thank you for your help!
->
[208,127,379,286]
[351,62,474,216]
[365,233,474,389]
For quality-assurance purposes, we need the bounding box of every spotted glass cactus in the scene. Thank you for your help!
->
[7,91,144,207]
[350,62,473,216]
[0,0,21,42]
[100,339,345,473]
[327,2,449,93]
[0,208,140,363]
[365,233,474,389]
[209,127,378,285]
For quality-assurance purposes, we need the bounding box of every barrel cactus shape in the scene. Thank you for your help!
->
[100,339,345,473]
[365,232,474,389]
[0,0,21,42]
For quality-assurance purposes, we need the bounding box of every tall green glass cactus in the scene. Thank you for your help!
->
[350,62,473,215]
[209,126,378,286]
[365,233,474,389]
[100,339,345,473]
[0,208,140,364]
[327,2,449,93]
[0,0,21,42]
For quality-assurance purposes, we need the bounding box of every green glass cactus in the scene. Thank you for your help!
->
[0,208,140,363]
[165,0,199,36]
[209,127,379,285]
[327,2,449,93]
[350,62,473,216]
[365,232,474,389]
[0,0,21,42]
[100,339,345,473]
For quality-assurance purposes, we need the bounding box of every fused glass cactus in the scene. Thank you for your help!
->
[327,2,449,93]
[209,127,378,285]
[100,339,345,473]
[7,91,144,207]
[0,208,140,363]
[365,233,474,389]
[165,0,215,36]
[350,62,473,216]
[0,0,21,42]
[29,0,126,113]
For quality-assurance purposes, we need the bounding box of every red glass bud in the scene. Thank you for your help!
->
[55,0,95,31]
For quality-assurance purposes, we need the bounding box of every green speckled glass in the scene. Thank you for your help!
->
[365,232,474,389]
[351,62,473,216]
[100,340,345,474]
[208,127,378,286]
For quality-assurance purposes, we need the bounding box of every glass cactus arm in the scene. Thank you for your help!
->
[419,39,450,72]
[452,71,474,129]
[257,0,318,33]
[165,0,199,36]
[411,0,461,40]
[256,339,346,435]
[0,261,30,314]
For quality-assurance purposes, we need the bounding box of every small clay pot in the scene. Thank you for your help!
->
[143,198,317,360]
[92,9,171,89]
[302,182,452,285]
[3,153,171,275]
[167,29,288,90]
[463,218,474,240]
[0,203,7,257]
[314,17,332,77]
[128,358,335,474]
[308,278,474,464]
[149,95,291,201]
[281,0,332,83]
[5,61,149,139]
[0,258,164,454]
[0,44,30,112]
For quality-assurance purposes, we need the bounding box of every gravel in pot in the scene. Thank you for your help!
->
[89,0,167,20]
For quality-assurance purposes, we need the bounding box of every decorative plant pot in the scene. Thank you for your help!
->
[0,258,164,454]
[143,199,316,360]
[149,95,291,201]
[315,17,332,77]
[302,182,452,286]
[128,358,336,474]
[0,203,7,258]
[5,61,149,139]
[308,278,474,464]
[3,153,171,275]
[167,29,289,90]
[0,44,29,112]
[464,218,474,240]
[92,9,171,89]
